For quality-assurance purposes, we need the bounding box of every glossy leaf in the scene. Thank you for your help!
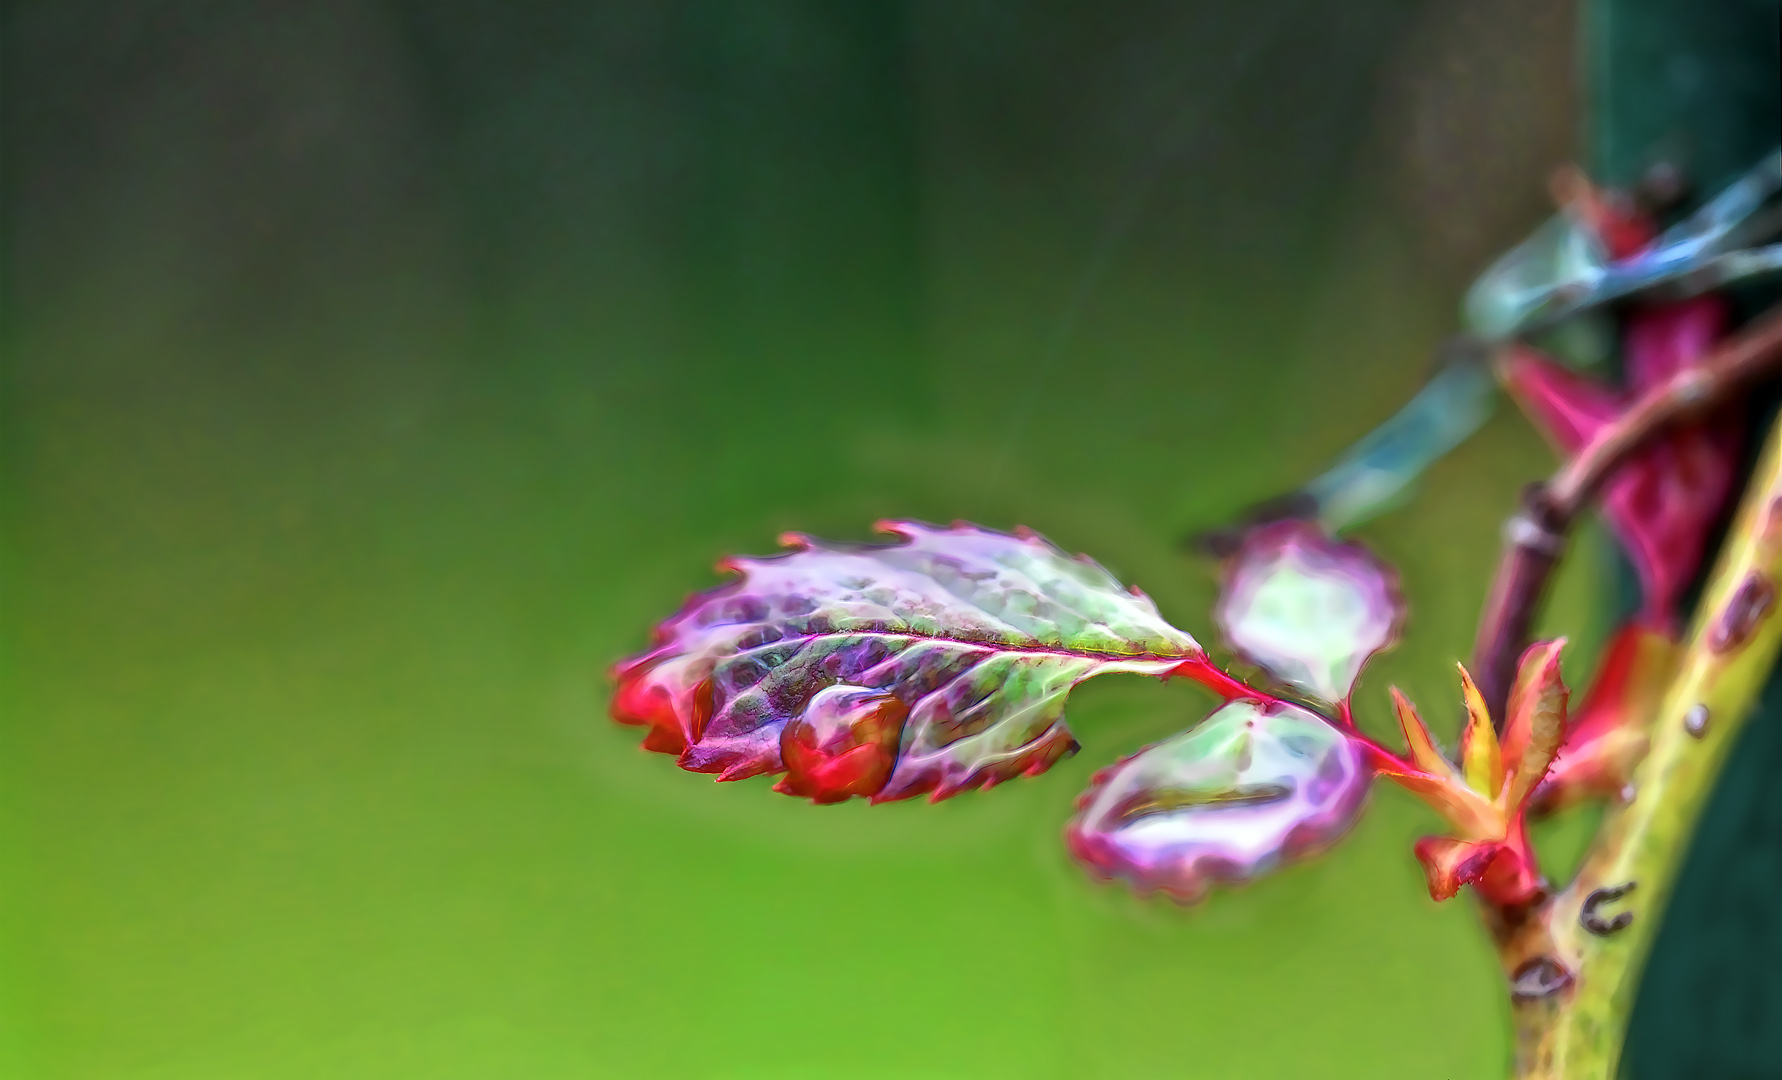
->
[612,520,1210,802]
[774,685,908,803]
[1066,699,1368,902]
[1214,521,1403,703]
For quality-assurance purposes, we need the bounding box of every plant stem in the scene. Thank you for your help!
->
[1471,303,1782,723]
[1498,407,1782,1078]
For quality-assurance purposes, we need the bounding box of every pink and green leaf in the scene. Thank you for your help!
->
[1065,699,1369,902]
[1214,521,1404,704]
[612,520,1211,803]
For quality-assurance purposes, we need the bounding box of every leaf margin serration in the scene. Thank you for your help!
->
[611,519,1208,802]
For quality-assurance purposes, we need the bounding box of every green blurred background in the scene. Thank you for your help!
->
[2,2,1605,1076]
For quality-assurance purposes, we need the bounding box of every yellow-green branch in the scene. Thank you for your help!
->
[1501,407,1782,1077]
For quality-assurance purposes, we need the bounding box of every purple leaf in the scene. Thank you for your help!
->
[1066,699,1369,902]
[613,521,1212,802]
[1214,521,1404,703]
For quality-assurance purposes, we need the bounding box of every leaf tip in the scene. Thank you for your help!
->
[1502,638,1572,808]
[1455,664,1502,797]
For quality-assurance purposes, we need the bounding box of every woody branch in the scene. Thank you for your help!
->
[1470,302,1782,726]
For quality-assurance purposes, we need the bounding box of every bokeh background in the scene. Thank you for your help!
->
[2,2,1628,1076]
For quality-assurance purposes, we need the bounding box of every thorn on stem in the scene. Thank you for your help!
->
[1510,957,1574,1000]
[1684,703,1710,739]
[1580,881,1638,936]
[1709,573,1776,653]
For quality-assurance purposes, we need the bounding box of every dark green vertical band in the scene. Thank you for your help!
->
[1583,0,1779,195]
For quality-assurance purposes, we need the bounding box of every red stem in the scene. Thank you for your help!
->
[1169,656,1273,702]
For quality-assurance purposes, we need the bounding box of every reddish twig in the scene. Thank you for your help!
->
[1470,303,1782,724]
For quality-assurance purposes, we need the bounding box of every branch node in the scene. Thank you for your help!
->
[1505,511,1566,557]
